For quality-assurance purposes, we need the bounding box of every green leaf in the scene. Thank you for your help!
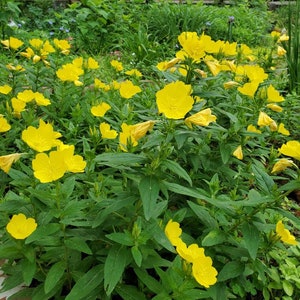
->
[115,285,147,300]
[217,261,245,282]
[187,201,218,229]
[241,223,260,260]
[131,245,143,267]
[64,237,92,255]
[44,261,65,294]
[202,229,226,246]
[134,268,164,294]
[138,176,160,221]
[251,162,275,193]
[61,176,76,199]
[106,232,134,246]
[104,245,128,295]
[220,143,233,164]
[22,259,36,286]
[283,280,294,296]
[161,159,192,186]
[65,264,103,300]
[25,223,61,244]
[94,152,147,167]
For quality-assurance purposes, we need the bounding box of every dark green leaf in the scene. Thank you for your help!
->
[217,261,245,282]
[131,245,142,267]
[22,259,36,286]
[25,224,61,244]
[202,229,226,246]
[64,237,92,255]
[106,232,134,246]
[94,153,147,167]
[44,261,65,294]
[241,223,260,260]
[115,285,147,300]
[134,268,164,294]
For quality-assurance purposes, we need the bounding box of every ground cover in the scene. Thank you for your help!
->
[0,1,300,299]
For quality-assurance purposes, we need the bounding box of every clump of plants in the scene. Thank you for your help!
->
[0,26,299,300]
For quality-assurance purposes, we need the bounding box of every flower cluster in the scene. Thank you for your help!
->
[165,220,218,288]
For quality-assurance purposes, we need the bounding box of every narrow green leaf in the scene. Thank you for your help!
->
[44,261,65,294]
[187,201,218,229]
[64,237,92,255]
[131,245,142,267]
[65,264,103,300]
[25,224,61,244]
[22,259,36,286]
[161,159,192,186]
[106,232,134,246]
[241,223,260,260]
[104,245,128,295]
[138,176,160,221]
[251,162,275,193]
[217,261,245,282]
[115,285,147,300]
[134,268,164,294]
[61,176,76,199]
[94,152,147,167]
[202,229,226,247]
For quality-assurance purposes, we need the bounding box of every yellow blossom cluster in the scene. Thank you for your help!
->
[165,220,218,288]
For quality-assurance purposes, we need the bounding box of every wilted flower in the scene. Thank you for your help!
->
[266,103,283,112]
[257,111,277,131]
[185,108,217,128]
[278,140,300,161]
[131,120,155,141]
[267,85,284,102]
[277,123,290,136]
[271,158,295,173]
[156,81,194,119]
[233,145,243,160]
[6,213,37,239]
[0,153,23,173]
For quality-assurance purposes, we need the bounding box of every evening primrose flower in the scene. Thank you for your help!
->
[119,80,141,99]
[156,81,194,119]
[233,145,243,160]
[0,85,12,94]
[110,59,123,71]
[87,57,99,69]
[56,63,84,85]
[165,220,182,247]
[100,122,118,139]
[6,213,37,239]
[267,85,284,102]
[0,115,11,132]
[17,90,35,103]
[276,220,298,245]
[271,158,295,174]
[11,97,26,116]
[277,123,290,136]
[278,140,300,161]
[184,108,217,128]
[53,38,71,55]
[125,68,142,77]
[247,124,261,134]
[277,45,286,56]
[21,119,62,152]
[94,79,110,91]
[34,92,51,106]
[29,38,43,49]
[91,102,111,117]
[0,153,23,173]
[1,37,23,50]
[237,82,259,98]
[257,111,277,131]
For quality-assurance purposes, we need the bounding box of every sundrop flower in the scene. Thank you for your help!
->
[100,123,118,139]
[276,220,297,245]
[257,111,277,131]
[6,213,37,240]
[267,85,284,102]
[125,68,142,77]
[238,82,259,98]
[91,102,111,117]
[0,85,12,95]
[277,45,286,56]
[1,37,23,50]
[165,220,182,247]
[110,59,123,71]
[34,92,51,106]
[0,115,11,132]
[184,108,217,128]
[278,140,300,161]
[94,79,110,91]
[119,80,141,99]
[17,90,35,103]
[29,38,43,49]
[223,81,239,89]
[56,63,84,85]
[271,158,296,174]
[156,81,194,119]
[53,38,71,55]
[233,145,243,160]
[11,98,26,116]
[277,123,290,136]
[0,153,23,173]
[21,119,62,152]
[87,57,99,69]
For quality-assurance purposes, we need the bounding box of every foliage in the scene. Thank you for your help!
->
[0,2,300,300]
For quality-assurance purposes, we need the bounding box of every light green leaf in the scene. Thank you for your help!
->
[202,229,226,246]
[283,280,294,296]
[94,152,147,167]
[131,245,143,267]
[44,261,65,294]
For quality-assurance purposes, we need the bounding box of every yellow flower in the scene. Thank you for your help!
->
[6,63,25,72]
[100,123,118,139]
[266,103,283,112]
[119,80,141,99]
[20,47,35,59]
[271,158,295,174]
[32,151,67,183]
[223,81,239,89]
[17,90,35,103]
[204,57,222,76]
[131,120,155,141]
[0,84,12,94]
[277,123,290,136]
[278,140,300,161]
[192,256,218,288]
[56,63,84,84]
[34,92,51,106]
[156,58,181,71]
[277,45,286,56]
[156,81,194,119]
[247,124,261,134]
[91,102,111,117]
[176,243,205,263]
[276,220,297,245]
[125,68,142,77]
[119,123,138,152]
[185,108,217,128]
[267,85,284,102]
[110,59,123,71]
[164,220,182,247]
[87,57,99,69]
[94,79,110,91]
[0,153,23,173]
[29,38,43,49]
[6,213,37,239]
[233,145,243,160]
[11,97,26,115]
[0,115,11,132]
[1,37,24,50]
[237,82,259,98]
[257,111,277,131]
[40,40,55,56]
[21,119,62,152]
[53,38,71,55]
